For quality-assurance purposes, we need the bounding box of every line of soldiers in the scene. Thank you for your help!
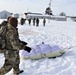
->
[20,17,46,26]
[29,18,46,26]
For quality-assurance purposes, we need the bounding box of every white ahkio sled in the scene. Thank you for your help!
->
[19,42,65,60]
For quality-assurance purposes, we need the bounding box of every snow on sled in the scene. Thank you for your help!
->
[19,43,65,60]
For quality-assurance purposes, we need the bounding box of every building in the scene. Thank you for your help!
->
[0,10,12,19]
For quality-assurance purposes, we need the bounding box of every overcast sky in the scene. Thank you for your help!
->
[0,0,76,15]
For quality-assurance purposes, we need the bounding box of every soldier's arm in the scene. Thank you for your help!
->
[7,29,26,50]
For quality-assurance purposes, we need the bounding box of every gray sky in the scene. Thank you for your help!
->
[0,0,76,15]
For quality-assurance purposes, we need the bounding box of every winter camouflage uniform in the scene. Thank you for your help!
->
[0,24,26,75]
[0,21,8,53]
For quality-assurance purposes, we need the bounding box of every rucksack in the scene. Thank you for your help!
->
[0,21,8,49]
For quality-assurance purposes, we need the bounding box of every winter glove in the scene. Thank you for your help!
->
[24,46,31,53]
[21,41,27,45]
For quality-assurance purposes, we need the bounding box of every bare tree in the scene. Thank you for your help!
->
[59,12,66,16]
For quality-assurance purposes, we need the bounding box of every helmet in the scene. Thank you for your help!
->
[9,17,18,27]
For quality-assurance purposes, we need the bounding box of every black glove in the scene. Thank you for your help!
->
[24,46,31,53]
[20,41,27,45]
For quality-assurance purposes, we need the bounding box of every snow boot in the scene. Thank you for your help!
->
[14,70,24,75]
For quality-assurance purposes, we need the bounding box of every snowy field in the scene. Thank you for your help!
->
[0,19,76,75]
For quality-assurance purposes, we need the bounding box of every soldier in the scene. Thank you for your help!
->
[43,19,46,26]
[28,18,31,25]
[0,17,31,75]
[36,18,39,26]
[0,16,11,53]
[33,17,35,26]
[20,18,26,25]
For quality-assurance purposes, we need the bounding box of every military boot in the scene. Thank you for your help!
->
[13,70,24,75]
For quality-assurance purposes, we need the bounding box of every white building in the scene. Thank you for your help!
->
[25,13,67,21]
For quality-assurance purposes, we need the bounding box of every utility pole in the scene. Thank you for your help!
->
[48,0,52,23]
[49,0,51,8]
[27,8,29,13]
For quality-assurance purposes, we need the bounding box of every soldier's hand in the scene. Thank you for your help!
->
[24,46,31,53]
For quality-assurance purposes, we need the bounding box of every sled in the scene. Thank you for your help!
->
[43,49,65,58]
[19,44,65,60]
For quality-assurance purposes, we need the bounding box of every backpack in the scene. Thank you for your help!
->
[0,21,8,49]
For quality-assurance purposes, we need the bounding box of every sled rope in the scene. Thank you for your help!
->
[63,45,76,52]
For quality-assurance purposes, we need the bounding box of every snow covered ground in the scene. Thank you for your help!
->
[0,19,76,75]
